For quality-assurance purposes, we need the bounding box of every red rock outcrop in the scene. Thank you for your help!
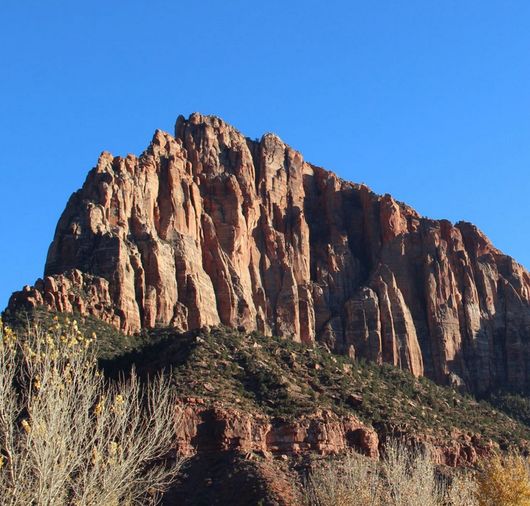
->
[8,113,530,393]
[173,398,495,468]
[8,269,121,328]
[175,399,379,459]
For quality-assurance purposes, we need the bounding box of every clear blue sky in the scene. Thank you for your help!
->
[1,1,529,309]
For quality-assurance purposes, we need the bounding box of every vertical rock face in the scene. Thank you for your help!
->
[8,113,530,393]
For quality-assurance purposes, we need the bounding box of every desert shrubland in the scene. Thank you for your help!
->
[0,318,181,506]
[304,441,452,506]
[304,442,530,506]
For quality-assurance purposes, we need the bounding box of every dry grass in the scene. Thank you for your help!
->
[0,318,182,506]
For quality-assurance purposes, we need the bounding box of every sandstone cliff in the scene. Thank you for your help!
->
[8,113,530,393]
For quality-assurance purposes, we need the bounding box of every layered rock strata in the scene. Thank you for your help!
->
[8,113,530,393]
[175,400,379,459]
[174,398,494,468]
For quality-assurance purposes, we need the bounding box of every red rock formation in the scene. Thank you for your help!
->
[8,113,530,393]
[173,398,495,468]
[175,399,379,459]
[9,269,122,329]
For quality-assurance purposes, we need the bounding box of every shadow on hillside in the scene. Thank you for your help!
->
[99,328,199,380]
[161,451,300,506]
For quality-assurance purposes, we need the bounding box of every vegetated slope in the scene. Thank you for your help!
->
[7,113,530,395]
[11,308,529,455]
[7,307,530,504]
[109,326,530,451]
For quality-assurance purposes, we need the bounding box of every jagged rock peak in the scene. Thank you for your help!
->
[7,113,530,394]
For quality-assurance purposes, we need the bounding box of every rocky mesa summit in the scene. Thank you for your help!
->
[7,112,530,395]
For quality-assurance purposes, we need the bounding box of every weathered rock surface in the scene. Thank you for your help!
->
[165,401,496,506]
[175,399,379,459]
[173,398,493,468]
[8,113,530,393]
[9,269,121,328]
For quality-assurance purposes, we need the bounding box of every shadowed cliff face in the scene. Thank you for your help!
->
[8,113,530,393]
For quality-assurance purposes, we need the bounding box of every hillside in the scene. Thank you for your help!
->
[8,308,530,460]
[6,308,530,504]
[105,325,530,454]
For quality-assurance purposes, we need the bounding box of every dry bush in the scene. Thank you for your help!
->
[380,441,442,506]
[476,454,530,506]
[0,318,182,506]
[444,471,478,506]
[304,440,480,506]
[304,451,382,506]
